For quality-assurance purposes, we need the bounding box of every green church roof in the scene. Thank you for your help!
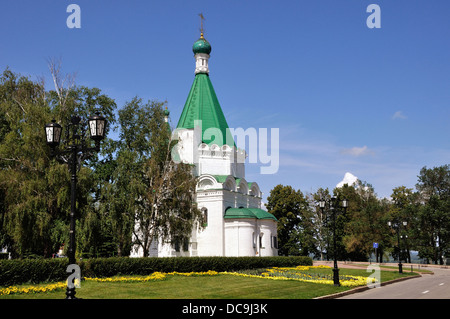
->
[223,208,256,219]
[176,73,235,147]
[247,208,278,221]
[224,207,277,221]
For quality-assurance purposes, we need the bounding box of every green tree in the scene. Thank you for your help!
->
[415,165,450,264]
[0,67,116,258]
[102,97,201,257]
[387,186,419,263]
[266,185,313,256]
[337,182,387,261]
[0,68,67,258]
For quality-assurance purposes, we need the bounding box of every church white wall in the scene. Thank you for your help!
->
[224,219,257,257]
[199,156,232,176]
[173,132,247,179]
[172,128,201,168]
[223,219,278,257]
[130,178,274,258]
[196,191,225,256]
[259,220,277,257]
[197,145,245,179]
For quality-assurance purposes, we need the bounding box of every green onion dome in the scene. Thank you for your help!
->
[192,33,211,55]
[163,107,170,116]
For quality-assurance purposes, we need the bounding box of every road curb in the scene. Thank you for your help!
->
[314,274,422,299]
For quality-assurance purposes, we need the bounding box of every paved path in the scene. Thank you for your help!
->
[338,267,450,299]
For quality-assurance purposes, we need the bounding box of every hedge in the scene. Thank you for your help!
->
[0,259,68,287]
[0,256,312,286]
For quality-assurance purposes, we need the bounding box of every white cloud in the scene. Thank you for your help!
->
[273,124,448,199]
[340,145,374,157]
[336,172,358,188]
[392,111,407,120]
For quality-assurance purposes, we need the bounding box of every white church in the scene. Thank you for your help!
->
[131,29,278,258]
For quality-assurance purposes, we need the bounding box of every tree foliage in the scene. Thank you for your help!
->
[0,67,200,259]
[101,97,201,257]
[266,165,450,264]
[415,165,450,264]
[266,185,314,256]
[0,68,116,258]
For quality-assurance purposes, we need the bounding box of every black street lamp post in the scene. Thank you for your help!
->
[401,234,409,264]
[318,196,348,287]
[388,220,407,274]
[45,111,106,299]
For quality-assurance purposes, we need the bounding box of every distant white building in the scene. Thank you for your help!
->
[131,31,278,257]
[0,247,11,259]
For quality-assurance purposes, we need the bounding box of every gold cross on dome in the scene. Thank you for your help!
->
[198,13,205,38]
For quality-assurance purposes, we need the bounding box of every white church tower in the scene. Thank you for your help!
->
[131,25,278,257]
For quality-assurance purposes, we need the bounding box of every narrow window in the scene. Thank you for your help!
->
[271,236,278,249]
[201,207,208,227]
[183,238,189,252]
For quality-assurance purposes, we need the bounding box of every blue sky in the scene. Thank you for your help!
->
[1,0,449,200]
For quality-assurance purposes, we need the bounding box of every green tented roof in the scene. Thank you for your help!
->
[224,207,277,221]
[176,73,235,147]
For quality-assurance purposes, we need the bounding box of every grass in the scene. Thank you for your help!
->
[0,268,418,299]
[0,275,347,299]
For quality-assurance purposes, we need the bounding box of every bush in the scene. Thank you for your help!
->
[80,256,312,277]
[0,258,68,286]
[0,256,312,286]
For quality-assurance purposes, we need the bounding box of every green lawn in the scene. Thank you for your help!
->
[0,268,418,299]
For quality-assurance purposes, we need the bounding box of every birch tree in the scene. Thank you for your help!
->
[104,97,201,257]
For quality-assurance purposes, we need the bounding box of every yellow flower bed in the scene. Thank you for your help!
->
[167,270,219,276]
[222,265,376,287]
[0,270,219,296]
[85,270,218,282]
[0,282,66,296]
[85,271,167,283]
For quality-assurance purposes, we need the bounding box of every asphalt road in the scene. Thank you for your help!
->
[339,267,450,299]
